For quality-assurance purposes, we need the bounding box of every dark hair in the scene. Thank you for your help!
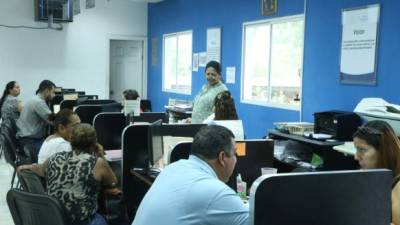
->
[353,120,400,178]
[123,89,140,100]
[205,61,222,75]
[0,81,17,118]
[36,80,55,94]
[54,109,78,133]
[70,123,97,154]
[214,91,239,120]
[191,125,235,160]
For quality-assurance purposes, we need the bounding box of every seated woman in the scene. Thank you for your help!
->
[18,123,117,225]
[37,109,81,163]
[0,81,23,123]
[353,120,400,225]
[203,90,239,123]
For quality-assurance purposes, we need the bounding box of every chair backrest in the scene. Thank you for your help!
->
[1,131,17,166]
[7,189,70,225]
[18,170,46,194]
[169,141,191,164]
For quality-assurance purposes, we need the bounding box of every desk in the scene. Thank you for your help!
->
[130,170,153,186]
[165,106,191,122]
[268,129,358,170]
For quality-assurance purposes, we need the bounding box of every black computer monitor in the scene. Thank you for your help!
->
[102,102,123,113]
[148,119,164,167]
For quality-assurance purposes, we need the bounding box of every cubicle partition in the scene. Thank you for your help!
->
[93,112,126,150]
[250,169,392,225]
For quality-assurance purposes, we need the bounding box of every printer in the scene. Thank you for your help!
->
[314,110,362,141]
[354,98,400,135]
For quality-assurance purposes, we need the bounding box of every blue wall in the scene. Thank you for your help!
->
[303,0,400,121]
[147,0,400,138]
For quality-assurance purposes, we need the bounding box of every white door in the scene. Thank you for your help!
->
[109,40,144,102]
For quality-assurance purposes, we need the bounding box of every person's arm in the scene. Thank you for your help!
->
[17,100,23,112]
[17,160,49,177]
[392,183,400,225]
[34,100,52,123]
[93,157,118,188]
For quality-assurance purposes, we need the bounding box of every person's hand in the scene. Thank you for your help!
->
[17,164,33,173]
[94,143,105,157]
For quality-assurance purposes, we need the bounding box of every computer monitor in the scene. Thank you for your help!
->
[63,93,79,100]
[53,104,61,114]
[148,119,164,167]
[102,102,123,113]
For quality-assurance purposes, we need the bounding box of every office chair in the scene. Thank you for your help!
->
[169,141,191,164]
[7,189,70,225]
[1,131,18,188]
[17,170,46,194]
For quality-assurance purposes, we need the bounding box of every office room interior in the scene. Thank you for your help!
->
[1,0,400,225]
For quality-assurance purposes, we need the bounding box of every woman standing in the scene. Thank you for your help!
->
[0,81,23,123]
[191,61,227,123]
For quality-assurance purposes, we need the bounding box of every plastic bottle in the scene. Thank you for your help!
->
[236,174,246,199]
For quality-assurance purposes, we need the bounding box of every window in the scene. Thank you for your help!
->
[163,31,192,94]
[241,16,304,110]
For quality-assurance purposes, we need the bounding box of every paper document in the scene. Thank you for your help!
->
[124,100,141,116]
[213,120,244,140]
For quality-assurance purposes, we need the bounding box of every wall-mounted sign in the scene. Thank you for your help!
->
[340,4,380,85]
[262,0,277,16]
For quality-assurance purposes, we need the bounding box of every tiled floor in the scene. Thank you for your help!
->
[0,156,15,225]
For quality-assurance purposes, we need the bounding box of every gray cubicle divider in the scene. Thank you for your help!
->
[75,105,104,124]
[249,169,392,225]
[93,112,126,150]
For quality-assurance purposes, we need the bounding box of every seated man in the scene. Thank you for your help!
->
[17,80,56,162]
[132,125,249,225]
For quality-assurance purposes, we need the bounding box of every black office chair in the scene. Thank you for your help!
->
[140,99,152,112]
[17,170,46,194]
[1,131,18,188]
[169,141,191,164]
[7,189,70,225]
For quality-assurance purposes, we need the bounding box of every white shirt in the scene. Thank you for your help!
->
[38,136,71,164]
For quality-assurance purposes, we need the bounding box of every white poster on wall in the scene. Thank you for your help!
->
[207,27,221,63]
[340,4,380,85]
[226,67,236,84]
[199,52,207,67]
[193,53,199,72]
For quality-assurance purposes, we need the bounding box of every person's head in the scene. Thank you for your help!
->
[214,91,239,120]
[36,80,56,102]
[0,81,20,114]
[191,125,236,182]
[353,120,400,177]
[205,61,222,86]
[123,89,140,101]
[70,123,98,154]
[54,109,81,141]
[3,81,21,97]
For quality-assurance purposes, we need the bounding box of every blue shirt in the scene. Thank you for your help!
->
[132,155,249,225]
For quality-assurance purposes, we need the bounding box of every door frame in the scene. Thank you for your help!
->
[106,35,148,99]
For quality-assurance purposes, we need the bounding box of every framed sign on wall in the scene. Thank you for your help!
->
[262,0,277,16]
[339,4,380,85]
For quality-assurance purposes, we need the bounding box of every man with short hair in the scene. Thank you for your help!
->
[17,79,56,162]
[132,125,249,225]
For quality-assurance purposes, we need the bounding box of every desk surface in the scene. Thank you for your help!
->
[268,130,344,147]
